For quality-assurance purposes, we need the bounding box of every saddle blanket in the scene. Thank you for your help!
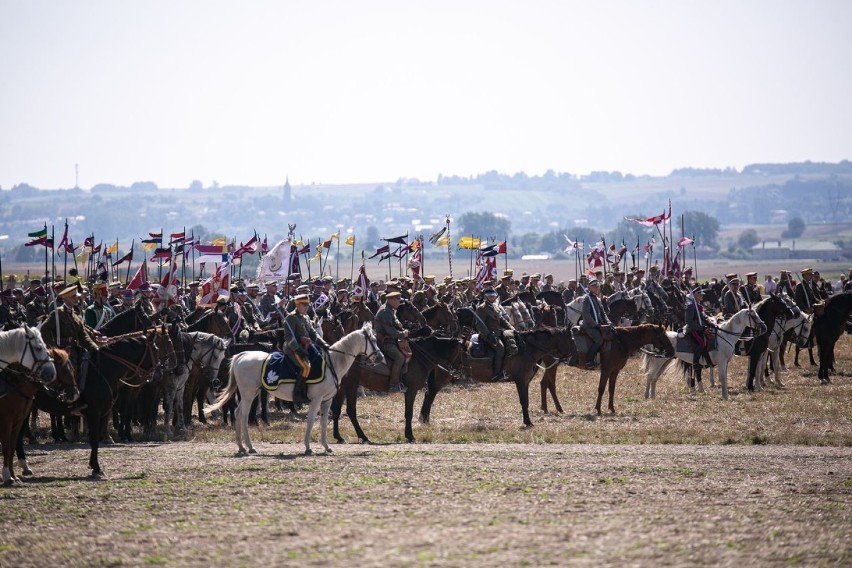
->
[261,348,325,391]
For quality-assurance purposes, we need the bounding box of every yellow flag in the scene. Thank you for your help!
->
[330,232,340,240]
[312,247,322,260]
[458,236,481,249]
[76,251,90,264]
[345,235,355,246]
[293,239,303,246]
[212,237,227,246]
[434,235,450,247]
[142,242,158,251]
[107,241,119,254]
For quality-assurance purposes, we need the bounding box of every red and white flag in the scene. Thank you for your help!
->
[625,210,671,227]
[199,262,230,305]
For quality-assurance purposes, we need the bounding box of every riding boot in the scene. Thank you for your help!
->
[585,345,600,369]
[293,375,310,405]
[491,356,507,382]
[68,352,90,416]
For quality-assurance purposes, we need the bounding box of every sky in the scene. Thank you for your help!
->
[1,0,850,189]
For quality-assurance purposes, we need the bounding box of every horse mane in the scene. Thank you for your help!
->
[421,303,441,319]
[48,347,69,366]
[817,291,852,333]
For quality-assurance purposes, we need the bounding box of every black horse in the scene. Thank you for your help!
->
[813,292,852,384]
[35,333,171,477]
[743,295,795,391]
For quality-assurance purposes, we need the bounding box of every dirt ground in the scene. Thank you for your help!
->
[1,441,849,567]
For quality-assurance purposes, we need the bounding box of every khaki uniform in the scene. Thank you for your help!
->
[374,303,408,386]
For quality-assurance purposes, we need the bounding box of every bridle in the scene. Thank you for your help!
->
[99,336,162,387]
[0,328,55,382]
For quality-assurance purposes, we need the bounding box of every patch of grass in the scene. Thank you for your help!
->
[0,544,17,554]
[143,554,168,565]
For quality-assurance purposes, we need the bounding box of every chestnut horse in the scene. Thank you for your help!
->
[332,335,464,443]
[595,324,673,416]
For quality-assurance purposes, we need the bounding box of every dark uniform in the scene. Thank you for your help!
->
[282,301,321,404]
[474,290,516,380]
[580,282,611,369]
[794,272,818,314]
[374,294,408,391]
[41,301,100,393]
[685,288,713,368]
[722,285,746,318]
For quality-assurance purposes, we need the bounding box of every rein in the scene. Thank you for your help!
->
[0,330,55,379]
[98,339,159,388]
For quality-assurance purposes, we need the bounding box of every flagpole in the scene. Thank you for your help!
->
[125,240,134,284]
[181,227,187,291]
[50,225,57,283]
[350,236,355,285]
[446,215,453,279]
[692,235,698,283]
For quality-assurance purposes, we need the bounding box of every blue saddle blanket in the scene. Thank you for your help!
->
[261,347,325,391]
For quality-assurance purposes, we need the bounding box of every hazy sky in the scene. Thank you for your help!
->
[1,1,850,189]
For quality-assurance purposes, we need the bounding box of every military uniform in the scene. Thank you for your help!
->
[580,286,611,368]
[474,293,516,379]
[84,300,116,331]
[259,290,281,319]
[374,297,408,390]
[722,287,746,317]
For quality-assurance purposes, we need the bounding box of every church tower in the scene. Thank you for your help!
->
[283,177,292,203]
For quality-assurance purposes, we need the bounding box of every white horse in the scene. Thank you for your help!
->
[607,288,654,325]
[642,307,766,400]
[563,296,585,327]
[204,323,383,456]
[756,308,813,390]
[163,331,228,438]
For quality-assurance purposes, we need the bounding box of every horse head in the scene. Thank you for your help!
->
[46,347,79,403]
[652,324,675,357]
[360,322,384,364]
[19,325,56,384]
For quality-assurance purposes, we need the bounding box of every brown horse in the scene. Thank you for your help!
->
[332,335,464,443]
[595,324,674,416]
[1,343,71,486]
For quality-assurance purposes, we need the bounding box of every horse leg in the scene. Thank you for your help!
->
[331,389,346,443]
[595,370,607,416]
[719,361,729,401]
[607,370,619,414]
[260,389,270,426]
[162,383,175,439]
[2,421,15,485]
[234,398,252,455]
[175,384,187,435]
[248,395,260,426]
[319,398,332,454]
[28,407,38,443]
[16,426,32,476]
[304,397,321,455]
[770,349,784,387]
[404,386,417,443]
[345,385,369,444]
[87,410,103,478]
[514,376,533,428]
[794,345,801,367]
[808,346,817,367]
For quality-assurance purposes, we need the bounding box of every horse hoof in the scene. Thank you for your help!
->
[406,438,416,444]
[91,471,104,480]
[324,447,333,454]
[2,479,12,488]
[305,448,314,456]
[235,449,247,457]
[248,448,257,454]
[21,468,33,477]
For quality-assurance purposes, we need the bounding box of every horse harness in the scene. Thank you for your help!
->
[97,336,163,388]
[0,329,55,381]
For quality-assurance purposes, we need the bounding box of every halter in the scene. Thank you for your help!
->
[409,337,464,375]
[187,334,227,374]
[0,328,55,382]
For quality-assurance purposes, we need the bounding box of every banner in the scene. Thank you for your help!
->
[256,239,293,279]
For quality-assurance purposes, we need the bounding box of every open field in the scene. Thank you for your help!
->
[2,335,851,566]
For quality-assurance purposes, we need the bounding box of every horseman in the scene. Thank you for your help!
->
[411,284,437,311]
[722,277,746,317]
[580,279,611,370]
[24,285,49,326]
[562,279,578,303]
[541,274,555,292]
[741,272,762,305]
[107,281,123,310]
[259,281,281,320]
[40,285,102,414]
[282,294,327,405]
[474,287,517,381]
[84,282,116,331]
[794,268,818,314]
[496,270,513,302]
[374,291,409,393]
[777,270,794,297]
[685,286,714,370]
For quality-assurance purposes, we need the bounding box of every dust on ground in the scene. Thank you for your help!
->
[1,442,849,567]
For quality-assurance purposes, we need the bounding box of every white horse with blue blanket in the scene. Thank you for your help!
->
[205,323,383,455]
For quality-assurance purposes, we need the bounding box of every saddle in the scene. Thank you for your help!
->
[570,326,612,355]
[261,349,325,391]
[676,329,716,367]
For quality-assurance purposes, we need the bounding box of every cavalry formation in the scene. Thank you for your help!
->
[0,266,850,484]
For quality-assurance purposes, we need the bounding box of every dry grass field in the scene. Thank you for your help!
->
[1,335,850,566]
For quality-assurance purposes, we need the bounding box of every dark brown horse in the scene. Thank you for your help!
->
[595,324,673,416]
[813,291,852,384]
[332,335,464,443]
[424,326,575,428]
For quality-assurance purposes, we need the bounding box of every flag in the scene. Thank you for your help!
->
[91,243,101,254]
[392,245,408,258]
[624,210,671,227]
[353,264,370,297]
[63,241,76,255]
[112,250,133,267]
[457,236,481,250]
[211,237,227,246]
[428,227,446,245]
[312,245,322,260]
[199,262,230,305]
[84,236,95,248]
[96,259,108,282]
[475,255,497,289]
[57,224,69,251]
[678,236,694,248]
[233,234,258,258]
[480,241,506,257]
[321,238,333,250]
[126,261,149,291]
[261,237,269,254]
[141,237,161,244]
[345,235,355,246]
[142,242,159,251]
[194,244,229,255]
[25,236,53,248]
[28,227,47,239]
[312,292,329,311]
[159,256,180,303]
[368,244,389,259]
[434,235,450,247]
[408,239,422,279]
[169,231,185,240]
[107,241,119,255]
[76,250,90,264]
[330,232,340,240]
[256,239,293,279]
[150,247,172,260]
[384,233,408,245]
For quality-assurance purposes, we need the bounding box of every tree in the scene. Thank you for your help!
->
[457,212,511,240]
[782,217,805,238]
[738,229,760,250]
[683,211,720,249]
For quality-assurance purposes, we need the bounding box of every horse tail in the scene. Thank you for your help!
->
[640,352,672,382]
[204,356,239,415]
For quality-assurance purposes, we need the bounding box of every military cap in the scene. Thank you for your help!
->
[588,279,600,287]
[385,291,401,300]
[32,286,47,298]
[423,275,436,283]
[443,275,453,283]
[189,280,201,287]
[336,279,347,287]
[122,289,135,299]
[286,273,301,281]
[216,296,228,305]
[296,284,309,294]
[370,281,379,287]
[692,286,704,295]
[531,273,541,279]
[350,292,364,302]
[483,287,497,296]
[246,283,259,290]
[385,280,400,288]
[801,267,814,275]
[322,276,334,283]
[503,269,514,277]
[313,280,325,288]
[683,266,693,273]
[745,272,757,278]
[293,294,310,305]
[729,277,740,285]
[58,285,80,299]
[544,274,553,279]
[137,282,151,292]
[0,289,13,300]
[725,273,738,280]
[92,282,108,292]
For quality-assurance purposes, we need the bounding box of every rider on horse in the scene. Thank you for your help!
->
[374,291,409,393]
[282,294,327,405]
[474,287,517,381]
[685,286,714,370]
[580,279,611,370]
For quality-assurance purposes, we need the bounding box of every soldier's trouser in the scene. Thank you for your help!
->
[584,327,603,364]
[381,342,405,387]
[77,348,90,393]
[291,350,310,402]
[491,338,506,376]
